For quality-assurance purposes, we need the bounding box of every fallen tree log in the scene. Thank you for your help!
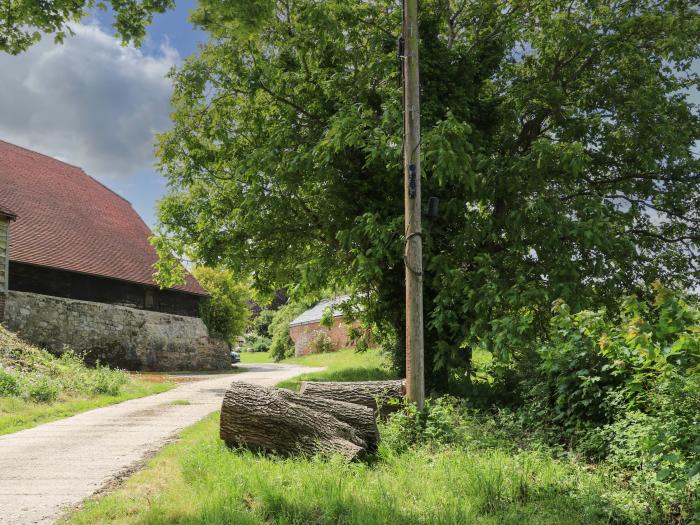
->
[220,382,377,460]
[299,379,405,415]
[276,389,378,452]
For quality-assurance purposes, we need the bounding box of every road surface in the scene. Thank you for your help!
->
[0,363,318,524]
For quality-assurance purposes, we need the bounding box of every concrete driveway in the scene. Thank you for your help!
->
[0,363,319,524]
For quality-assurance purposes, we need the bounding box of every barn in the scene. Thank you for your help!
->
[289,296,359,357]
[0,140,228,370]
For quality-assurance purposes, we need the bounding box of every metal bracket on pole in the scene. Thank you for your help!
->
[409,164,417,198]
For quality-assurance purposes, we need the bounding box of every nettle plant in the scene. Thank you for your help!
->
[537,283,700,508]
[541,283,700,423]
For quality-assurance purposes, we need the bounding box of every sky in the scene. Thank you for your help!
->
[0,1,204,227]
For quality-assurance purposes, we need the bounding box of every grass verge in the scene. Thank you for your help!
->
[275,347,397,391]
[0,326,176,435]
[0,380,173,435]
[63,411,640,525]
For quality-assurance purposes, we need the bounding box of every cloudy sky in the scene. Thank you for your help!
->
[0,1,203,227]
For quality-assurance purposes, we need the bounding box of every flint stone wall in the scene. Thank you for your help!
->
[4,291,229,371]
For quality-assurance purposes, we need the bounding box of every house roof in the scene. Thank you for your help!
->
[0,140,206,296]
[290,296,350,327]
[0,203,17,220]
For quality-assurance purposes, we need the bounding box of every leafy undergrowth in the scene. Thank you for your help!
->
[275,347,397,391]
[62,347,664,525]
[0,326,174,434]
[63,410,642,525]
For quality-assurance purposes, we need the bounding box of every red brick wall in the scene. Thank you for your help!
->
[289,316,358,357]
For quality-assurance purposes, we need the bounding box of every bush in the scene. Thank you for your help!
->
[252,309,275,338]
[193,266,251,343]
[242,333,272,353]
[380,397,468,454]
[0,369,21,397]
[307,330,333,354]
[28,376,59,403]
[513,283,700,521]
[90,365,129,396]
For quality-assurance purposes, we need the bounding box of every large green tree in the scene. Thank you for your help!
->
[155,0,700,390]
[0,0,174,54]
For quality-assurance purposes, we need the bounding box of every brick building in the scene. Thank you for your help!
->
[289,296,358,357]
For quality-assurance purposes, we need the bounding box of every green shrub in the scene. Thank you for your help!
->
[193,266,251,343]
[269,302,311,361]
[252,309,275,338]
[242,333,272,353]
[307,330,333,354]
[28,376,59,403]
[0,369,21,397]
[380,397,467,454]
[514,283,700,521]
[90,365,129,396]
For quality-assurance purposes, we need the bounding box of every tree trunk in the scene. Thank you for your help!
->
[299,379,405,416]
[277,389,378,452]
[220,382,375,460]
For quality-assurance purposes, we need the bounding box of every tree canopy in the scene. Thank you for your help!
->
[155,0,700,390]
[0,0,174,54]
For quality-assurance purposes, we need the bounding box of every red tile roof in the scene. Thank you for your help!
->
[0,203,17,220]
[0,140,206,296]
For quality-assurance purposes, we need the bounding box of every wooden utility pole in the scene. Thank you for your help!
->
[402,0,424,409]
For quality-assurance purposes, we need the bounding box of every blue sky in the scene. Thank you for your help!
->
[0,1,204,228]
[91,1,206,227]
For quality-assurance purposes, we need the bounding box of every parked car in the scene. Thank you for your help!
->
[230,350,240,365]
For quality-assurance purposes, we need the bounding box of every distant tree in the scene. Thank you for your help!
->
[0,0,174,54]
[192,266,250,344]
[252,308,275,338]
[269,302,310,362]
[155,0,700,390]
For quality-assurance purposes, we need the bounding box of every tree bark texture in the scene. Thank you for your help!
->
[276,389,378,451]
[299,379,405,416]
[220,382,376,460]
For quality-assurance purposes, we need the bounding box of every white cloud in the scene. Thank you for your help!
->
[0,23,179,179]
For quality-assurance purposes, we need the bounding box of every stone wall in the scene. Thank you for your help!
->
[4,291,230,371]
[289,316,358,357]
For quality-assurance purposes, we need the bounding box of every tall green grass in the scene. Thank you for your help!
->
[275,347,397,390]
[0,326,174,434]
[64,413,641,525]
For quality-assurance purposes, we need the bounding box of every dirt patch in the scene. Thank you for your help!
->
[130,372,204,384]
